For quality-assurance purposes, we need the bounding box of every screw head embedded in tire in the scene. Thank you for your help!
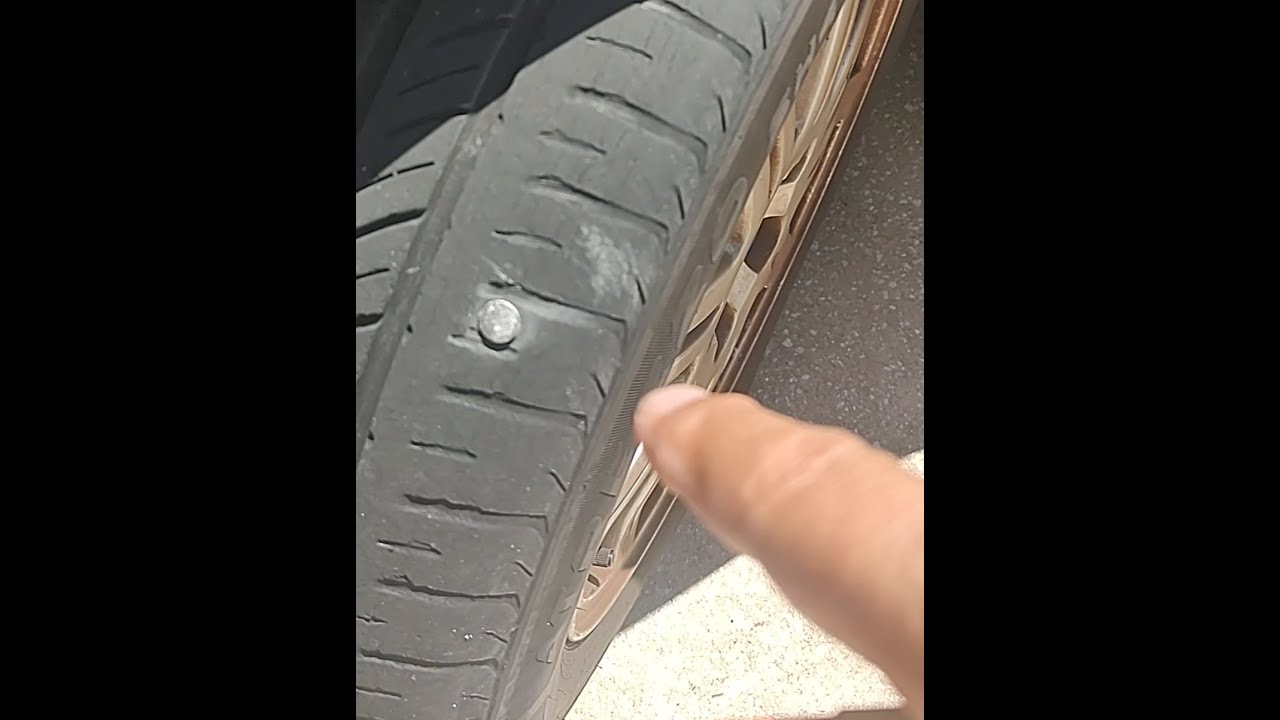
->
[477,299,521,347]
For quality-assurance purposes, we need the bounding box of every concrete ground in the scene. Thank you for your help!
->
[569,11,924,720]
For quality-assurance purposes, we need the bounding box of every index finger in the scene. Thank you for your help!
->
[633,385,924,709]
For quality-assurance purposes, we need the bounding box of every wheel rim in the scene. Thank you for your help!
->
[568,0,901,644]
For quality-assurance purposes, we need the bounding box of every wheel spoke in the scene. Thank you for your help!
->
[670,307,720,381]
[768,104,797,189]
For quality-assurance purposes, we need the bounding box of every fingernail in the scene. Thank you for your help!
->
[634,384,708,441]
[634,385,709,494]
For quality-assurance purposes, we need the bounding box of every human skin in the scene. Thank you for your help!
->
[633,385,924,720]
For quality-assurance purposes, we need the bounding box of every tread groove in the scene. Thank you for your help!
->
[356,685,404,700]
[440,385,588,435]
[492,227,565,250]
[537,129,607,157]
[408,440,478,462]
[641,0,753,71]
[716,94,728,133]
[379,574,523,609]
[377,538,443,556]
[437,388,587,436]
[497,281,628,328]
[360,647,502,671]
[572,85,708,170]
[356,209,424,241]
[486,260,629,327]
[403,491,550,523]
[548,469,568,493]
[357,268,392,281]
[585,35,654,61]
[357,312,384,329]
[526,174,669,244]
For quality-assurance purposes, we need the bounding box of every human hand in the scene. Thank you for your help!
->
[634,385,924,719]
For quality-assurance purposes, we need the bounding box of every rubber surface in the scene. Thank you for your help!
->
[355,2,839,718]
